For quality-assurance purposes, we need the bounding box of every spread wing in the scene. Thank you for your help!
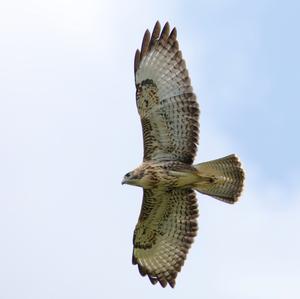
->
[134,21,199,164]
[132,188,198,288]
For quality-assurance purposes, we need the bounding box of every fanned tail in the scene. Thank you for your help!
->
[193,154,245,204]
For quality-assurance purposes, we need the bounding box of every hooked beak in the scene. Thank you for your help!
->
[121,178,127,185]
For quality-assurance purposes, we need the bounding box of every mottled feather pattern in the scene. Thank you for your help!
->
[194,155,245,203]
[132,188,198,288]
[127,22,245,288]
[135,21,199,164]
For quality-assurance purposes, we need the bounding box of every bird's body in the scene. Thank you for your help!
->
[123,161,199,189]
[122,21,245,288]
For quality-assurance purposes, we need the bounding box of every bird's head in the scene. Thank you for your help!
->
[122,170,142,186]
[122,165,153,189]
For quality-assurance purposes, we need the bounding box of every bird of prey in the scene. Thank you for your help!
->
[122,21,245,288]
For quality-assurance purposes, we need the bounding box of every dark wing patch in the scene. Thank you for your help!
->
[132,188,199,288]
[134,21,200,164]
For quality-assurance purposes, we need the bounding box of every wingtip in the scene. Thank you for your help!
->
[132,251,137,265]
[134,49,140,74]
[160,22,170,40]
[163,21,170,31]
[148,275,158,285]
[138,264,147,276]
[170,27,177,40]
[150,21,161,45]
[158,278,168,288]
[135,21,179,74]
[140,29,151,60]
[169,279,176,288]
[153,20,161,33]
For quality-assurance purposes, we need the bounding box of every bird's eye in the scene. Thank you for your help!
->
[125,172,131,177]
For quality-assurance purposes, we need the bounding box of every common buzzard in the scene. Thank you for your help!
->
[122,21,245,288]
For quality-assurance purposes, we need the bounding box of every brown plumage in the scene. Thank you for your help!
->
[122,21,245,288]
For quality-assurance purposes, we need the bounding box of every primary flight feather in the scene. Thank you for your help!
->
[122,21,245,288]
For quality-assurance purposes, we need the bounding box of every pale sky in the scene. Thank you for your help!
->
[0,0,299,298]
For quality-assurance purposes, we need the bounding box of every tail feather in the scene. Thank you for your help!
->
[193,154,245,204]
